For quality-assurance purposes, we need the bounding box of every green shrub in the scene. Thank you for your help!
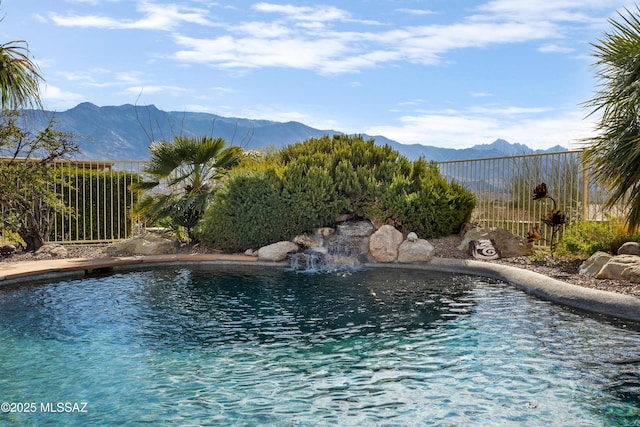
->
[555,218,640,257]
[376,158,476,236]
[197,169,293,251]
[196,135,476,252]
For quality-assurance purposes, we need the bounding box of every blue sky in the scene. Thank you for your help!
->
[0,0,635,149]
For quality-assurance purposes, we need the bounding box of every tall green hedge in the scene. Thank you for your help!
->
[196,135,475,252]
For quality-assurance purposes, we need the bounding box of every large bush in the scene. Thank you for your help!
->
[556,218,640,257]
[196,135,475,252]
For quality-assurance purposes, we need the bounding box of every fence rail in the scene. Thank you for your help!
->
[437,150,624,242]
[47,160,146,243]
[0,150,623,246]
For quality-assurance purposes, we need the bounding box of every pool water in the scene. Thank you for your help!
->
[0,267,639,426]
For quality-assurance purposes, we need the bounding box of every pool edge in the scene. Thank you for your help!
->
[368,259,640,323]
[2,255,639,323]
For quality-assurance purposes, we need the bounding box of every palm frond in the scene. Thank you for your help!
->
[583,5,640,230]
[0,40,43,109]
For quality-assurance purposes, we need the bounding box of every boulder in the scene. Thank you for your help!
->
[0,244,16,257]
[579,251,613,276]
[618,242,640,256]
[34,244,68,259]
[397,238,435,263]
[293,233,323,249]
[336,220,374,237]
[107,234,179,257]
[459,227,532,258]
[459,222,480,237]
[595,255,640,283]
[316,227,335,238]
[257,241,299,262]
[369,225,404,263]
[580,251,640,283]
[407,232,419,242]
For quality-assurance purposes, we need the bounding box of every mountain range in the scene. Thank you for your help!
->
[22,102,567,161]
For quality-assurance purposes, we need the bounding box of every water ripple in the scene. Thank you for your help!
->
[0,267,639,426]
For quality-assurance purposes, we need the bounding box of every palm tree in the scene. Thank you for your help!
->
[133,135,244,240]
[0,39,43,108]
[583,6,640,231]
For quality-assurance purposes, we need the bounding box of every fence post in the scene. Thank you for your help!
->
[581,151,589,221]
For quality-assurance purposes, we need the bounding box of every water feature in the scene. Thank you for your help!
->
[0,266,639,426]
[289,220,372,272]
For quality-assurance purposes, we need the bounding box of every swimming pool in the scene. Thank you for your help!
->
[0,266,638,425]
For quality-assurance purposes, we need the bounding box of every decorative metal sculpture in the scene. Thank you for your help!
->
[530,182,568,251]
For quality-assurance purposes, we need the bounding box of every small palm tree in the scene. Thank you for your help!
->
[0,39,43,108]
[583,6,640,231]
[133,135,244,241]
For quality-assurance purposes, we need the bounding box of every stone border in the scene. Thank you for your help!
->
[2,255,639,323]
[368,259,640,323]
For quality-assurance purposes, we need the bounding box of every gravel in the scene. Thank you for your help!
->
[3,236,639,298]
[430,234,640,298]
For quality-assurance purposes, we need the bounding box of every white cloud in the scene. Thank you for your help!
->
[470,91,493,98]
[45,1,629,75]
[172,34,350,72]
[468,105,555,116]
[124,85,192,96]
[253,3,351,22]
[396,9,437,16]
[166,0,587,74]
[49,1,213,30]
[41,84,86,110]
[538,44,575,53]
[364,107,596,150]
[169,16,559,73]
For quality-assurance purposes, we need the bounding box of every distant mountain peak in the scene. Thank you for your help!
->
[22,103,567,161]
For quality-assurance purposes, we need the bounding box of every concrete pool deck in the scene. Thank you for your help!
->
[2,254,640,323]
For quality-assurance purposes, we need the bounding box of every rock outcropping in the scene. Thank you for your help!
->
[257,221,437,266]
[107,234,180,257]
[579,243,640,283]
[369,225,404,262]
[257,241,299,262]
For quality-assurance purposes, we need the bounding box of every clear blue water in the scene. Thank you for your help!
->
[0,266,639,426]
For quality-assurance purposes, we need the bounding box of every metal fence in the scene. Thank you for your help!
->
[0,150,623,245]
[437,150,624,242]
[0,159,146,245]
[46,160,146,243]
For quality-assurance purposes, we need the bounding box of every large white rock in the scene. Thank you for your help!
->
[596,255,640,283]
[618,242,640,256]
[34,244,69,259]
[292,233,323,249]
[336,220,374,237]
[580,251,640,283]
[397,238,435,263]
[578,251,613,276]
[107,234,179,257]
[257,241,299,262]
[369,225,404,263]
